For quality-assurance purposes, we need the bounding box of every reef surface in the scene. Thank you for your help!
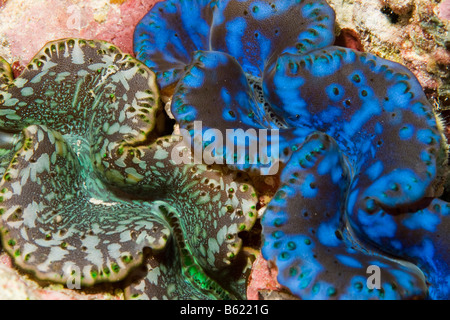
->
[0,0,449,300]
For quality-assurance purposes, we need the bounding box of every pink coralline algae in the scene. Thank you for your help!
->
[440,0,450,21]
[0,0,159,66]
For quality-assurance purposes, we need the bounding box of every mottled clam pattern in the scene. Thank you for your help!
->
[0,38,258,299]
[135,0,450,299]
[0,0,448,300]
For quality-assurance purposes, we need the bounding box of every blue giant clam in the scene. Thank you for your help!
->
[135,0,450,299]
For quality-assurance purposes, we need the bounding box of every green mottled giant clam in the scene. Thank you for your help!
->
[0,38,258,299]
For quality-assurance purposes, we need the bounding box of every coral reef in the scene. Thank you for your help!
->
[441,0,450,21]
[0,0,449,300]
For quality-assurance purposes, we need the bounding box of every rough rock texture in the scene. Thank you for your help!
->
[0,253,122,299]
[439,0,450,20]
[0,0,449,300]
[247,253,296,300]
[0,0,157,66]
